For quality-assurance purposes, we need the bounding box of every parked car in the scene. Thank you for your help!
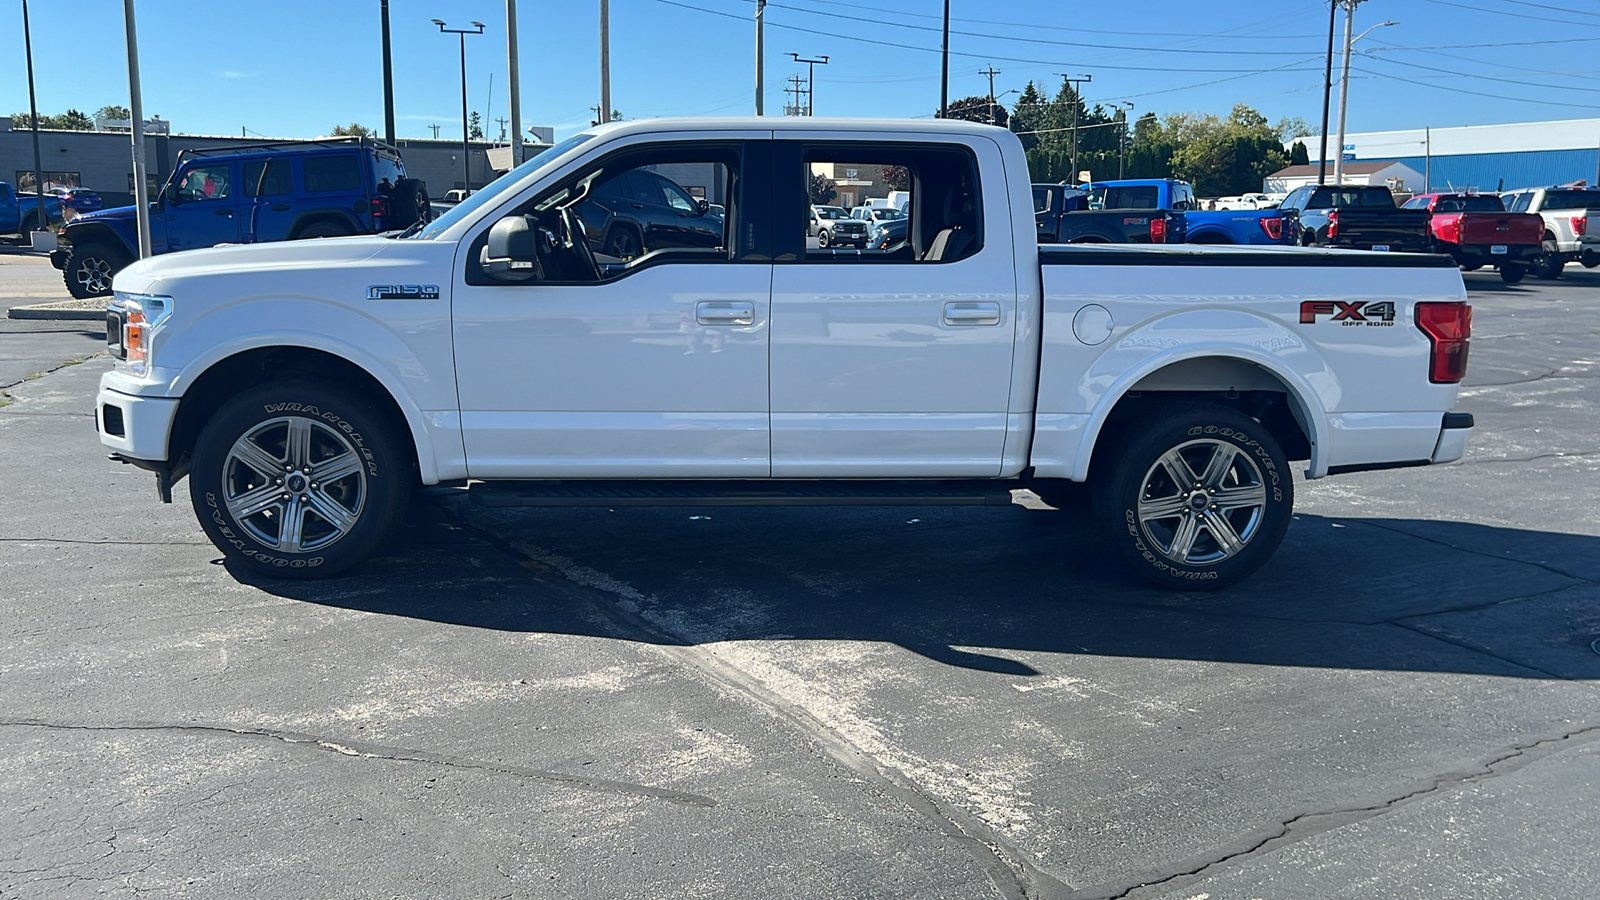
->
[1033,182,1184,244]
[809,205,868,248]
[51,137,428,298]
[0,181,62,238]
[851,206,905,227]
[53,187,103,221]
[1403,193,1543,283]
[574,168,723,258]
[441,189,474,202]
[866,215,908,250]
[1279,184,1434,253]
[1223,193,1279,210]
[94,116,1474,591]
[1071,179,1288,245]
[1498,185,1600,279]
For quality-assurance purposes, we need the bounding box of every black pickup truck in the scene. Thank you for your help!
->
[1032,183,1186,245]
[1280,184,1433,253]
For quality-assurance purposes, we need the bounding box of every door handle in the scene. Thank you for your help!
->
[696,300,755,326]
[271,204,290,212]
[943,300,1001,326]
[630,203,645,209]
[215,208,233,217]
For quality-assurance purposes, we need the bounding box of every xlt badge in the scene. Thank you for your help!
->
[367,284,440,300]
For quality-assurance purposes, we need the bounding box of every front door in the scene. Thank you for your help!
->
[769,136,1019,477]
[163,161,241,251]
[452,136,772,478]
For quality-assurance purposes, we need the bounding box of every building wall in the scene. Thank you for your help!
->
[1386,148,1600,194]
[0,118,539,207]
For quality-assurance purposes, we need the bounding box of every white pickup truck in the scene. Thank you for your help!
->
[95,118,1475,589]
[1501,185,1600,278]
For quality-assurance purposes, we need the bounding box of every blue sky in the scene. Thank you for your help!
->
[4,0,1600,144]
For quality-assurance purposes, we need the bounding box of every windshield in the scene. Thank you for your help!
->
[815,206,846,219]
[872,208,904,220]
[1087,184,1160,210]
[414,133,596,239]
[1435,195,1505,213]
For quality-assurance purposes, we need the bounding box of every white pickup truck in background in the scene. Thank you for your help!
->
[1501,184,1600,278]
[95,118,1475,589]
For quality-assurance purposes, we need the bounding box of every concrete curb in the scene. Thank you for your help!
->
[7,304,106,321]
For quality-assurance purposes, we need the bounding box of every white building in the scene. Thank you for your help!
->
[1264,161,1425,196]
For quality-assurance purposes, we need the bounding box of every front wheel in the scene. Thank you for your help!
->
[818,228,832,248]
[63,241,127,299]
[1092,403,1293,590]
[189,381,412,578]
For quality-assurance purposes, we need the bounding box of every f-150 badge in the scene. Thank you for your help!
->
[368,284,440,300]
[1299,300,1395,325]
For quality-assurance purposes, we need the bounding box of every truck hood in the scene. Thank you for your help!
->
[113,235,405,297]
[72,204,139,224]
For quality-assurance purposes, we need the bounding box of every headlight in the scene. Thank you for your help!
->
[111,291,173,376]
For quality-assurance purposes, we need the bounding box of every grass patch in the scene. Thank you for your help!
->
[63,358,84,366]
[0,392,11,408]
[23,372,43,381]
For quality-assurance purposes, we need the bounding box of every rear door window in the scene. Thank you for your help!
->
[303,155,362,193]
[244,159,292,197]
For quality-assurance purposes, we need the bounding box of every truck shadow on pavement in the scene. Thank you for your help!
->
[238,496,1600,682]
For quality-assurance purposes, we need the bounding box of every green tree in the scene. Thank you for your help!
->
[881,165,909,191]
[468,112,483,140]
[944,95,1008,128]
[808,172,837,205]
[57,109,92,130]
[1165,104,1290,196]
[1009,81,1046,152]
[331,122,372,137]
[1290,141,1310,166]
[95,104,130,122]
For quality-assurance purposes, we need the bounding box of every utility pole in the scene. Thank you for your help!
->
[783,75,805,116]
[1117,101,1134,179]
[939,0,950,117]
[121,0,152,258]
[381,0,396,145]
[599,0,611,128]
[21,0,47,242]
[755,0,766,114]
[1317,0,1336,184]
[495,117,509,142]
[1054,72,1092,183]
[789,54,829,115]
[430,124,441,139]
[1333,0,1358,185]
[507,0,523,165]
[980,65,1000,126]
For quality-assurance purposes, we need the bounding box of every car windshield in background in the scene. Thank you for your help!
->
[1308,188,1395,208]
[414,133,596,239]
[1541,190,1600,210]
[815,207,847,219]
[1089,185,1160,210]
[1436,196,1505,212]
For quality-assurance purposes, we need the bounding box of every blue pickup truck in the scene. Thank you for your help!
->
[1084,179,1290,246]
[52,137,429,298]
[0,181,62,239]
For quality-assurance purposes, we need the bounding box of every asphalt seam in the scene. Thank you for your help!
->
[0,720,718,808]
[1353,518,1597,586]
[0,350,105,392]
[431,494,1069,900]
[1093,722,1600,900]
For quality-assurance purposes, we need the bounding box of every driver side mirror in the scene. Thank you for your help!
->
[696,198,710,217]
[480,215,539,283]
[165,184,182,206]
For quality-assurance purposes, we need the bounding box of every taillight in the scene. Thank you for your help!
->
[1573,216,1587,235]
[1150,216,1167,243]
[1259,217,1283,241]
[370,196,388,220]
[1327,210,1339,238]
[1415,302,1472,384]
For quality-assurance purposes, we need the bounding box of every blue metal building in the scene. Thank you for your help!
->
[1303,118,1600,193]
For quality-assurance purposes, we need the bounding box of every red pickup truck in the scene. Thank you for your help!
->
[1403,193,1544,283]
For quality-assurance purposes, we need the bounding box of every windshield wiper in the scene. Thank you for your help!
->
[392,220,427,239]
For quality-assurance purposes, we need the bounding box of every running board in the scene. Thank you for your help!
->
[469,479,1019,508]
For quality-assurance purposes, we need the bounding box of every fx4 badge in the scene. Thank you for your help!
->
[367,284,440,300]
[1300,300,1396,326]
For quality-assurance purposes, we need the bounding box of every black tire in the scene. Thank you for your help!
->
[189,380,413,578]
[1530,239,1563,280]
[295,221,354,240]
[818,228,832,248]
[19,212,40,234]
[384,178,429,228]
[604,225,641,259]
[1092,402,1293,590]
[1499,263,1526,284]
[62,240,127,299]
[1582,250,1600,269]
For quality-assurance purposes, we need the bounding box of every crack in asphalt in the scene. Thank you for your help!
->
[1093,723,1600,900]
[432,496,1072,900]
[0,350,105,392]
[1352,518,1597,586]
[0,720,717,808]
[1448,449,1600,466]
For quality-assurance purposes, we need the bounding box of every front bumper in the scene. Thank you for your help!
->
[97,382,178,463]
[49,246,69,269]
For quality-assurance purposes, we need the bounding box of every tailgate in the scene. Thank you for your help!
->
[1460,213,1543,246]
[1335,209,1432,248]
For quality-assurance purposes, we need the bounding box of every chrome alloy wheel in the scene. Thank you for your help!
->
[1135,439,1268,566]
[74,256,114,295]
[222,416,367,552]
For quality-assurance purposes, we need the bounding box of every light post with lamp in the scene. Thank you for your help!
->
[788,53,829,115]
[433,18,485,195]
[1332,8,1397,184]
[1117,101,1135,179]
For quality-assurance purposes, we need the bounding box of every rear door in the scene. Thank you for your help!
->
[767,134,1019,477]
[242,157,297,242]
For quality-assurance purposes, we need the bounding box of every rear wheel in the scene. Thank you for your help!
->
[63,241,127,299]
[604,226,640,259]
[189,381,412,578]
[1530,239,1563,279]
[1092,402,1293,590]
[1499,263,1526,284]
[295,221,353,240]
[1581,250,1600,269]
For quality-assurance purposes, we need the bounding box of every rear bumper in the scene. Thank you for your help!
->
[1325,238,1432,253]
[1322,411,1473,475]
[1447,244,1540,266]
[1431,412,1474,464]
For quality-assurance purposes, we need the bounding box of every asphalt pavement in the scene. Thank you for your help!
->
[2,259,1597,899]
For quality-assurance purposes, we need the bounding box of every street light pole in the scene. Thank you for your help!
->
[939,0,950,118]
[507,0,523,165]
[381,0,396,145]
[433,19,485,194]
[122,0,152,258]
[1317,0,1336,185]
[1117,101,1134,179]
[599,0,611,124]
[21,0,47,241]
[1053,72,1092,184]
[755,0,766,114]
[789,53,829,115]
[1333,10,1397,185]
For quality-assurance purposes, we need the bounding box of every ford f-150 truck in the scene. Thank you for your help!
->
[0,181,61,239]
[94,118,1475,590]
[1084,179,1290,245]
[1498,185,1600,279]
[1280,184,1434,253]
[1402,193,1543,283]
[1032,183,1185,244]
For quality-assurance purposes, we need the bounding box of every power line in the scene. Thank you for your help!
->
[1353,65,1600,109]
[1419,0,1600,28]
[772,0,1326,40]
[1364,51,1600,93]
[1500,0,1600,18]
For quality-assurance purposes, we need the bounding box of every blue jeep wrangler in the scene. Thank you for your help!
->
[53,138,428,298]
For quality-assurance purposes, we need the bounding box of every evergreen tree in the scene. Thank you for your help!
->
[1290,141,1310,166]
